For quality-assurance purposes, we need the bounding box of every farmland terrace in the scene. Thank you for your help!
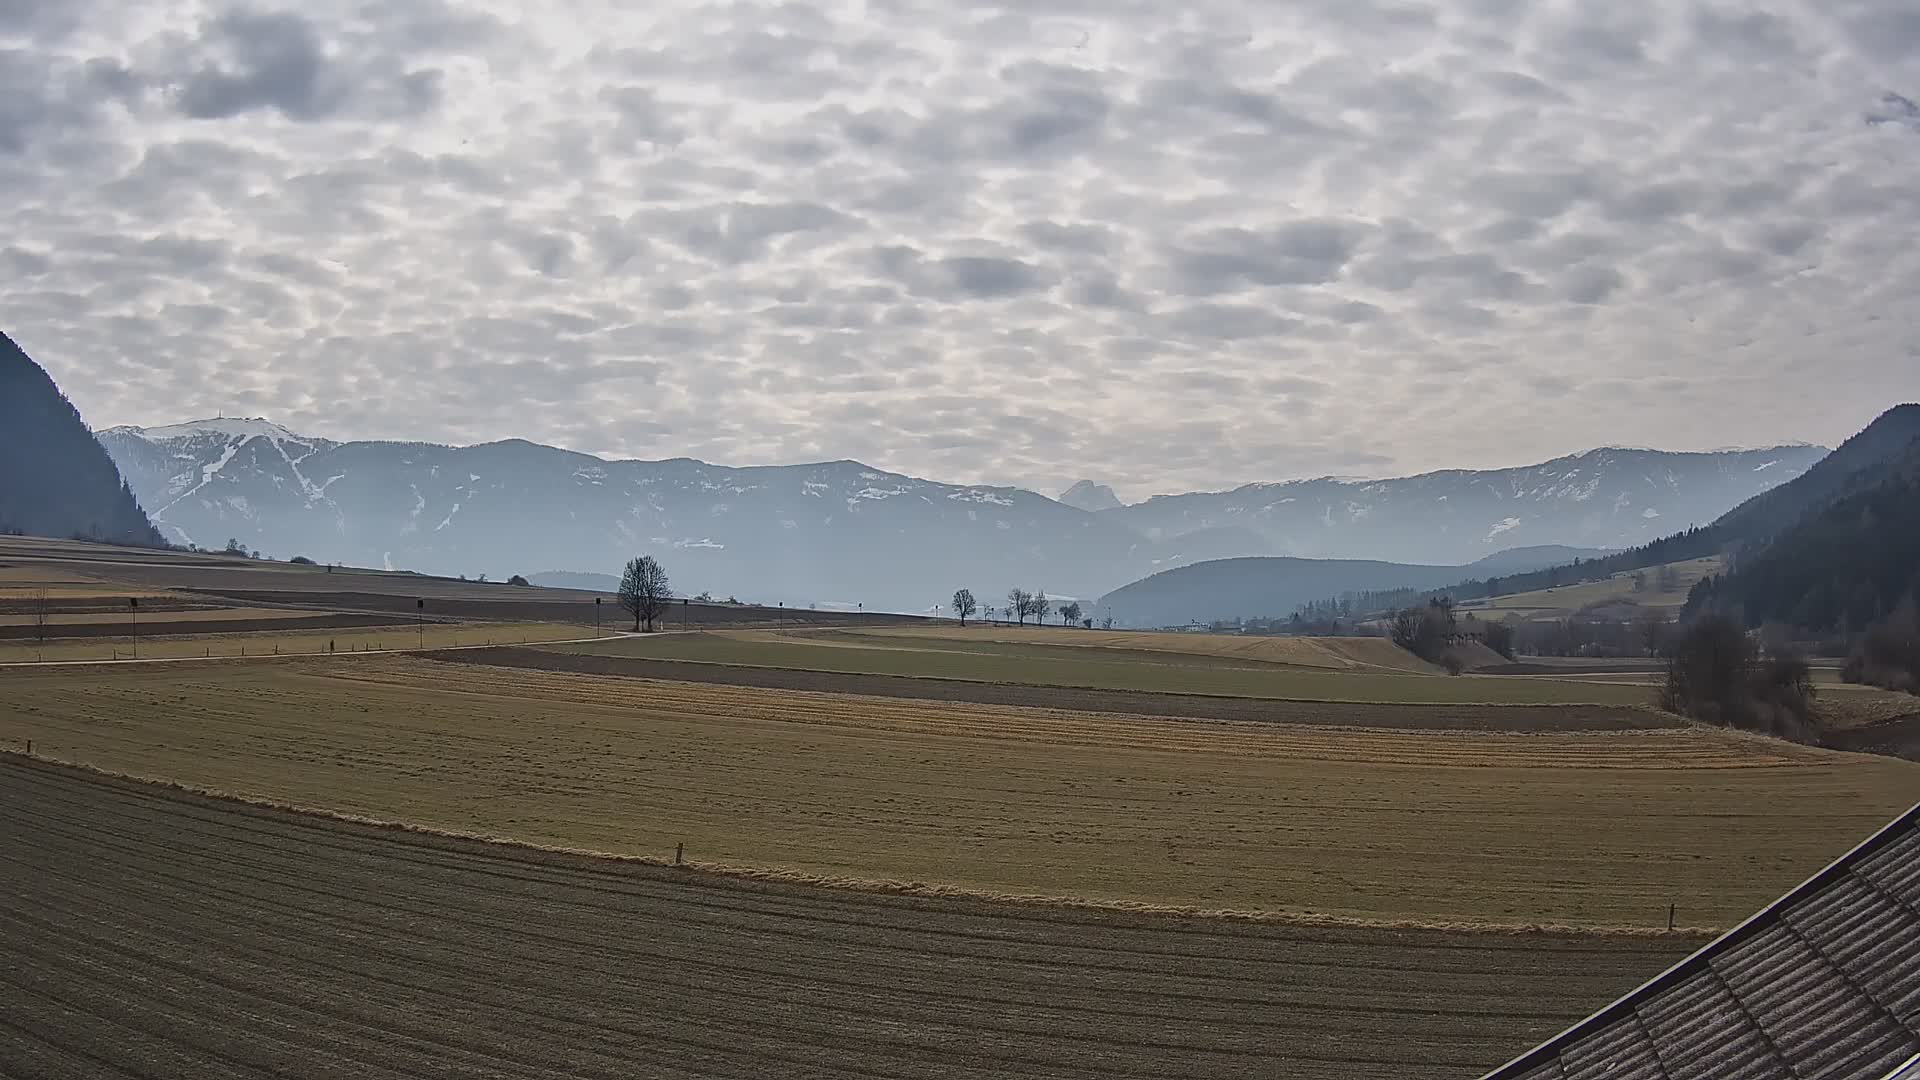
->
[0,756,1699,1080]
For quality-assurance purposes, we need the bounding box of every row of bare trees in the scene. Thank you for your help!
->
[950,588,1084,628]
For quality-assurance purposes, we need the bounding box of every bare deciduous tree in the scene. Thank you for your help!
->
[32,589,50,642]
[1008,588,1031,626]
[1031,590,1051,626]
[1059,601,1082,626]
[952,588,977,626]
[619,556,672,632]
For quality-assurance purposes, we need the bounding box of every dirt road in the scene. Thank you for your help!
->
[0,757,1695,1079]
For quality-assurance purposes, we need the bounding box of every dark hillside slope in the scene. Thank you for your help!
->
[1685,436,1920,631]
[1397,404,1920,614]
[1712,404,1920,544]
[0,331,161,546]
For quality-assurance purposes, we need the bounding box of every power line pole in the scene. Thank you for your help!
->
[416,598,425,649]
[129,597,139,659]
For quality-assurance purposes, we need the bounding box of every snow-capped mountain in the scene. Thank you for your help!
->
[1099,445,1828,566]
[97,419,1223,609]
[97,419,1826,611]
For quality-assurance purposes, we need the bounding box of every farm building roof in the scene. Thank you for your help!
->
[1484,802,1920,1080]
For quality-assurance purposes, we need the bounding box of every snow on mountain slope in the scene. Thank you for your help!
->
[98,425,1163,608]
[1100,445,1828,566]
[99,421,1827,610]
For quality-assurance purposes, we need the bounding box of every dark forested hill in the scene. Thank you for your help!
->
[1711,404,1920,546]
[1374,405,1920,617]
[1685,434,1920,632]
[0,331,162,546]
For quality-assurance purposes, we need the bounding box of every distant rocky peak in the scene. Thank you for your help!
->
[108,417,318,446]
[1058,479,1122,512]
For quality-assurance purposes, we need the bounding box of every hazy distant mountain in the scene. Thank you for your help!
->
[101,419,1820,612]
[1101,445,1827,565]
[99,420,1174,610]
[0,331,162,546]
[527,570,622,593]
[1057,480,1122,513]
[1466,545,1616,575]
[1098,557,1475,628]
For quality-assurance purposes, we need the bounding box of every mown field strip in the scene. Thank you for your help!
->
[0,758,1699,1080]
[543,631,1654,705]
[0,620,583,662]
[2,657,1912,927]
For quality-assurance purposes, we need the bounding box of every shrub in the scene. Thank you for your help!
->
[1844,602,1920,695]
[1661,614,1819,741]
[289,555,315,565]
[1484,621,1515,660]
[508,574,531,587]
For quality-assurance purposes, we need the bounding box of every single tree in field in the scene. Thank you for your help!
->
[1060,600,1082,626]
[1032,590,1051,626]
[952,588,978,626]
[618,556,672,631]
[1008,588,1031,626]
[31,589,50,642]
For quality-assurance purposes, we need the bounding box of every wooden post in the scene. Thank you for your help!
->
[675,842,684,866]
[1667,904,1675,931]
[24,739,30,756]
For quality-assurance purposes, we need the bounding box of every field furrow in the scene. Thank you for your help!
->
[0,758,1698,1080]
[3,657,1913,927]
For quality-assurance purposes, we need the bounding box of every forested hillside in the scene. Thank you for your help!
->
[1358,405,1920,620]
[0,331,162,546]
[1684,436,1920,633]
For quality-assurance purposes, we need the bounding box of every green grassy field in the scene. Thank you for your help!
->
[1457,556,1724,621]
[543,629,1657,705]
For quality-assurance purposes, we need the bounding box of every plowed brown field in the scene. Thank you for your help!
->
[0,756,1700,1080]
[3,656,1912,928]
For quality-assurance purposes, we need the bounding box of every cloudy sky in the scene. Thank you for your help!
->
[5,0,1918,499]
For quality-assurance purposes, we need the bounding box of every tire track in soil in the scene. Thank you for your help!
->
[0,757,1696,1080]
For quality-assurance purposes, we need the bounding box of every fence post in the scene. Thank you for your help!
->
[675,842,684,866]
[1667,904,1675,931]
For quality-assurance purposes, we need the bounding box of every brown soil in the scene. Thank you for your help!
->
[434,646,1679,732]
[0,755,1698,1080]
[0,612,406,640]
[192,589,925,630]
[1824,712,1920,761]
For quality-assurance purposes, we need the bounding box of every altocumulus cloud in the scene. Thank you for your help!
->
[3,0,1919,498]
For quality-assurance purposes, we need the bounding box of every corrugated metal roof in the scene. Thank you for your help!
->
[1485,803,1920,1080]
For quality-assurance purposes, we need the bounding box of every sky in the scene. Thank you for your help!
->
[4,0,1918,501]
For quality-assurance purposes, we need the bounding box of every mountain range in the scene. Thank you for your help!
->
[1110,405,1920,631]
[1094,445,1827,563]
[97,415,1823,613]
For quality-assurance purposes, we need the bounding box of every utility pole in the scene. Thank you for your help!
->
[595,596,602,637]
[416,598,425,649]
[129,597,139,659]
